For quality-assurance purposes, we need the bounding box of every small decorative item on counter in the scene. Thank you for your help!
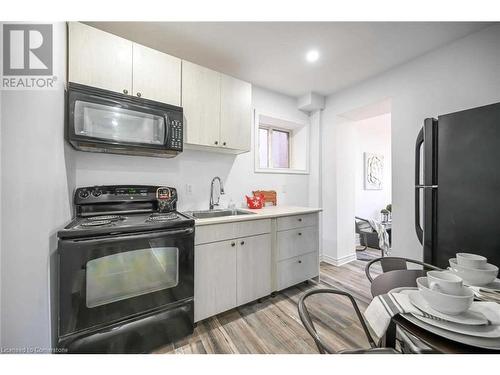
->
[252,190,277,206]
[246,193,265,209]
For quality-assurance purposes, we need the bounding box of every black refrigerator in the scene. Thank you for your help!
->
[415,101,500,269]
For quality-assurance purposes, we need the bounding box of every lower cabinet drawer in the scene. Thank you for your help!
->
[277,226,318,261]
[277,213,318,231]
[195,219,271,245]
[277,252,319,291]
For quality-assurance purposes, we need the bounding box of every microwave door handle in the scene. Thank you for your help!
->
[164,115,170,146]
[415,126,424,244]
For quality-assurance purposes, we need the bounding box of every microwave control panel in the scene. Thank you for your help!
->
[168,119,183,151]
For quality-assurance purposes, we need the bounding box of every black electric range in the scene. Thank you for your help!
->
[57,185,195,353]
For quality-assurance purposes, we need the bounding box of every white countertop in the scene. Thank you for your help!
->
[187,205,322,226]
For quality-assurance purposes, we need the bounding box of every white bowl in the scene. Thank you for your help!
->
[449,258,498,286]
[456,253,488,269]
[427,270,463,295]
[416,277,473,315]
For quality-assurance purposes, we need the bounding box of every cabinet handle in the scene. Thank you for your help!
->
[298,260,302,264]
[240,241,245,245]
[214,141,219,145]
[298,232,302,236]
[231,242,236,247]
[136,92,142,98]
[298,218,302,222]
[123,89,128,94]
[223,142,227,146]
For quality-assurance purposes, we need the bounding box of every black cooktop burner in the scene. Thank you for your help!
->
[147,213,178,222]
[80,220,112,227]
[87,215,123,222]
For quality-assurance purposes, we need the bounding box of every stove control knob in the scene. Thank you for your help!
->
[92,189,102,197]
[79,190,90,199]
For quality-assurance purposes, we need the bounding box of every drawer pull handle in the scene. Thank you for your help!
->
[240,241,245,245]
[298,232,302,236]
[214,141,219,145]
[298,260,302,264]
[136,92,142,98]
[298,218,302,222]
[231,242,236,247]
[123,89,128,94]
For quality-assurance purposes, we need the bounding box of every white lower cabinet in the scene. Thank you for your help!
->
[194,212,320,322]
[237,234,272,305]
[194,239,237,322]
[194,232,272,322]
[277,252,319,291]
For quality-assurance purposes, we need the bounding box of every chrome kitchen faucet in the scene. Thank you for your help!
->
[209,177,225,210]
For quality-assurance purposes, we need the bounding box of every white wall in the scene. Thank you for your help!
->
[354,113,392,220]
[321,24,500,262]
[0,23,70,350]
[73,85,311,211]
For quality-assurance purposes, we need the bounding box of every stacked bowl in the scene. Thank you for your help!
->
[449,253,499,287]
[417,271,474,315]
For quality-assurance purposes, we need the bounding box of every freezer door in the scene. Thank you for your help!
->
[435,102,500,268]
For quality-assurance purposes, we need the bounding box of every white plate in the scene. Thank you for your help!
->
[466,279,500,292]
[411,314,500,338]
[401,314,500,351]
[408,291,488,325]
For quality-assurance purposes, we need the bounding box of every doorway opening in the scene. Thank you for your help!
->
[340,100,392,261]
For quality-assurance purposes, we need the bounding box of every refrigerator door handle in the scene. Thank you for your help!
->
[415,127,424,243]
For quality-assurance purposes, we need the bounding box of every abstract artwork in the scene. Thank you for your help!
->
[364,152,383,190]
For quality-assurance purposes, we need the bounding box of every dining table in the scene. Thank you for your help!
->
[371,269,500,353]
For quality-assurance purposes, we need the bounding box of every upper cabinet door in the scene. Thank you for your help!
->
[181,61,221,147]
[68,22,133,94]
[220,74,252,152]
[132,44,181,105]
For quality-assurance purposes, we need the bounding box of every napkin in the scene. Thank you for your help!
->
[364,293,420,339]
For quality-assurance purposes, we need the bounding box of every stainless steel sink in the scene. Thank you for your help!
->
[185,209,255,219]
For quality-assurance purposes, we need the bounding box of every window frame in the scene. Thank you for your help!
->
[254,110,310,175]
[258,125,292,169]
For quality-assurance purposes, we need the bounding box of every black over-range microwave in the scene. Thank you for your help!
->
[67,82,183,158]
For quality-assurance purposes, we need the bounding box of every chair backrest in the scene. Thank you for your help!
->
[379,258,408,273]
[365,256,441,283]
[355,216,373,233]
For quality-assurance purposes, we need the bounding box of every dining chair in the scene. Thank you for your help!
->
[298,288,398,354]
[365,256,442,283]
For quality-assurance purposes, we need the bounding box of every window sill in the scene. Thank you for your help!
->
[255,168,309,175]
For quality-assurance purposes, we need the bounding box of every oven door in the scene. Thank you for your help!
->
[58,227,194,337]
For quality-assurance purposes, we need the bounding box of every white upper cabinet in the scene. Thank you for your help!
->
[132,43,181,105]
[69,22,252,152]
[181,60,221,148]
[220,74,252,152]
[68,22,181,106]
[68,22,133,94]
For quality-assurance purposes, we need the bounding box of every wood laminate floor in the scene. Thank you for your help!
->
[155,249,382,354]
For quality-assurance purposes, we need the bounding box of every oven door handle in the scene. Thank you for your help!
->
[71,227,194,244]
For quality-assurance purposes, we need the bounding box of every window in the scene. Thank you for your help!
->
[255,112,309,174]
[258,126,290,169]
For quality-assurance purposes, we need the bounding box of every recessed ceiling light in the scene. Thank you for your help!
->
[306,49,319,63]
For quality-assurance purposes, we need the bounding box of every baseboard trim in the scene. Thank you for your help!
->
[321,253,357,266]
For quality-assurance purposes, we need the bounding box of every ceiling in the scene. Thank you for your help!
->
[87,22,493,98]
